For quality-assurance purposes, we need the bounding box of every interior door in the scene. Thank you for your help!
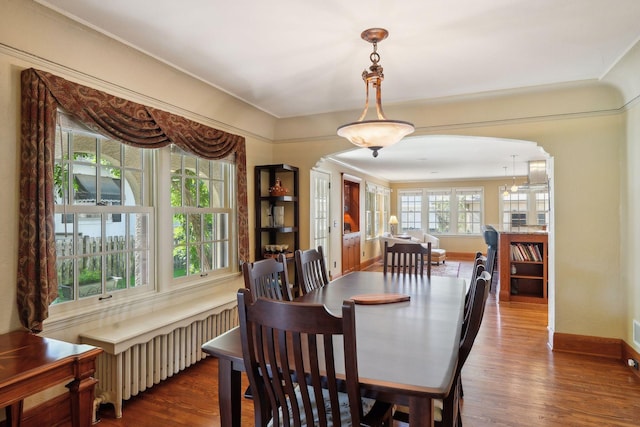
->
[310,169,331,278]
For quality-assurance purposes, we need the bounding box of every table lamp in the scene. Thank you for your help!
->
[388,215,399,235]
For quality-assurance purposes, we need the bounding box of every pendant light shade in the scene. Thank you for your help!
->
[337,28,415,158]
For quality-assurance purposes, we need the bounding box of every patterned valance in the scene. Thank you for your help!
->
[19,68,249,332]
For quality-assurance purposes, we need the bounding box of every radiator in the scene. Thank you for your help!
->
[93,306,238,418]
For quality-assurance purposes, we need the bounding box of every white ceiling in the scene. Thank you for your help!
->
[36,0,640,181]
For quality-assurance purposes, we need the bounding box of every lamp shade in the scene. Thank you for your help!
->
[337,120,415,151]
[388,215,399,225]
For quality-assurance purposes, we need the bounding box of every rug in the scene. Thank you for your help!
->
[364,261,460,277]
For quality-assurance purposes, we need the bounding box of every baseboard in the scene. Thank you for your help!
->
[360,256,380,270]
[553,332,622,359]
[447,251,478,261]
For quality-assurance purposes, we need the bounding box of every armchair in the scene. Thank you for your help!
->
[403,230,447,264]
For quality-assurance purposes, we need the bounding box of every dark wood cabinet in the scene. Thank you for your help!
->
[342,232,361,275]
[498,232,548,304]
[254,164,299,262]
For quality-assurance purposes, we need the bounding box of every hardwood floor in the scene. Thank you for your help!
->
[97,260,640,426]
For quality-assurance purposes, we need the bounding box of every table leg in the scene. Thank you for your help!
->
[218,358,242,427]
[6,401,23,427]
[409,396,434,427]
[67,375,99,427]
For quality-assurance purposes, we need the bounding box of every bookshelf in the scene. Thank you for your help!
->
[498,232,548,304]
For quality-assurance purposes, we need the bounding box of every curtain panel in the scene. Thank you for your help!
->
[19,68,249,332]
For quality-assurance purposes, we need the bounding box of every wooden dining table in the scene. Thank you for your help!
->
[201,271,466,427]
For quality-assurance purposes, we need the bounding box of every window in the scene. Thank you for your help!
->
[455,190,482,234]
[399,191,422,230]
[427,190,451,233]
[170,146,234,279]
[53,114,236,306]
[54,118,151,303]
[365,183,390,239]
[399,187,484,235]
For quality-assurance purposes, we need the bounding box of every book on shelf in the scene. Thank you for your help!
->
[510,243,542,262]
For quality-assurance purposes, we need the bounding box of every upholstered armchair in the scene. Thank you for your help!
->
[402,230,447,265]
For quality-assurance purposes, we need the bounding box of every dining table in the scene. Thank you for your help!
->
[201,270,466,427]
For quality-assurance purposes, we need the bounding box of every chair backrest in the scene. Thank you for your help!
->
[464,261,486,325]
[294,246,330,295]
[242,255,293,301]
[459,270,491,370]
[237,288,365,427]
[383,241,431,277]
[439,270,491,427]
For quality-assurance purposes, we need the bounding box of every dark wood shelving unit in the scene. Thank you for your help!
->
[498,232,548,304]
[254,164,299,263]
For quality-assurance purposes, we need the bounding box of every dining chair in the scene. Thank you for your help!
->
[242,254,293,302]
[383,241,432,277]
[294,245,330,295]
[237,288,393,427]
[394,271,491,426]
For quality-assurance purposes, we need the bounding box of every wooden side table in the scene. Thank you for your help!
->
[0,331,102,427]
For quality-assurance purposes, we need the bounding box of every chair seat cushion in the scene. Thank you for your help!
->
[268,384,376,427]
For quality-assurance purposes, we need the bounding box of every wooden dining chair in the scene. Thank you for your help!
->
[394,271,491,426]
[294,245,330,295]
[383,241,432,277]
[242,254,293,301]
[237,288,393,427]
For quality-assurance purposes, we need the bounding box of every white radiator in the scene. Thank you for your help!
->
[89,306,238,418]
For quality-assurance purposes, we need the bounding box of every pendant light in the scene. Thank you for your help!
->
[510,155,519,192]
[337,28,414,158]
[503,166,510,196]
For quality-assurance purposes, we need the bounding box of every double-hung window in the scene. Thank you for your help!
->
[54,115,152,304]
[170,146,234,280]
[399,191,422,231]
[365,183,390,239]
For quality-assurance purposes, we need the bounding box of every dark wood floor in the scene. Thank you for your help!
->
[97,260,640,426]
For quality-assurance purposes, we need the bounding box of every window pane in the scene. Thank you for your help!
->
[131,250,149,287]
[79,255,102,299]
[56,258,75,303]
[173,245,187,278]
[173,214,186,246]
[188,244,201,274]
[126,170,143,206]
[171,176,183,207]
[188,214,202,243]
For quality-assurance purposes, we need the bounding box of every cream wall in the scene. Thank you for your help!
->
[623,92,640,349]
[1,0,639,355]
